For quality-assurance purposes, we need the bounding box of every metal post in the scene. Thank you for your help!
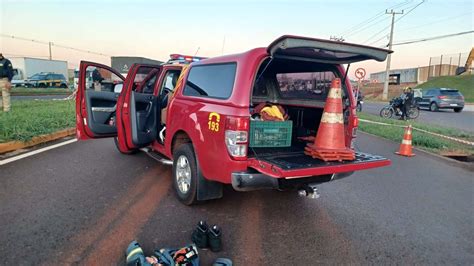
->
[382,9,403,100]
[48,42,52,60]
[448,57,452,76]
[439,54,443,77]
[428,57,432,80]
[458,53,462,67]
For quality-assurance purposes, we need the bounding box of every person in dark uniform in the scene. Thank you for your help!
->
[0,53,14,112]
[92,68,104,91]
[400,87,414,120]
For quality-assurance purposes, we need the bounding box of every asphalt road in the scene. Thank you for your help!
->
[362,102,474,132]
[0,134,472,264]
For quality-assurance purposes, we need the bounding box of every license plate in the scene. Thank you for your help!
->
[450,104,458,106]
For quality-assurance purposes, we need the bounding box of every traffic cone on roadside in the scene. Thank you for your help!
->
[304,78,355,162]
[395,125,415,157]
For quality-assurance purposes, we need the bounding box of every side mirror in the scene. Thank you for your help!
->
[114,83,123,93]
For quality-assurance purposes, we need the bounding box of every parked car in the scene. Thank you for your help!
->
[418,88,465,112]
[76,36,392,205]
[24,72,69,88]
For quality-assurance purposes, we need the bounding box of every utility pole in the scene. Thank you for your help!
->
[48,42,53,60]
[221,36,226,55]
[382,9,403,100]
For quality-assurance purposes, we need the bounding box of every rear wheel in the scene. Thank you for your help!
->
[430,102,439,112]
[380,106,393,118]
[60,83,68,88]
[38,83,47,88]
[172,143,198,205]
[454,108,463,113]
[356,102,362,112]
[408,106,420,119]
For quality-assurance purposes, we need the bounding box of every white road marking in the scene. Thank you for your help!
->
[0,139,77,166]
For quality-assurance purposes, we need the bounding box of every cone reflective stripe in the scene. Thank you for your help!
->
[396,125,415,157]
[305,78,355,162]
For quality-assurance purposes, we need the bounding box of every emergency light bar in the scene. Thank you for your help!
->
[168,54,207,64]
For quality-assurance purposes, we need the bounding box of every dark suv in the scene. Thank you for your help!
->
[419,88,465,112]
[25,72,69,88]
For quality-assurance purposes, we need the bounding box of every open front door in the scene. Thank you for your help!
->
[268,35,392,64]
[117,64,162,150]
[76,61,125,140]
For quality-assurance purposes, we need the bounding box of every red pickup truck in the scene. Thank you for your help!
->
[76,35,392,205]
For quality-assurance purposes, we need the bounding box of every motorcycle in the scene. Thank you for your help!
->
[380,97,420,119]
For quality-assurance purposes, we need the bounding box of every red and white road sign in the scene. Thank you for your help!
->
[355,68,366,80]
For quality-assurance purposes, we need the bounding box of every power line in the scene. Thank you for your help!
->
[344,16,389,38]
[363,0,425,44]
[391,30,474,46]
[368,34,389,46]
[0,33,111,57]
[340,0,413,36]
[396,11,473,32]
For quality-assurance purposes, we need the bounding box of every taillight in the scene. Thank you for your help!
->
[352,116,359,128]
[438,95,447,99]
[225,116,249,160]
[460,95,464,101]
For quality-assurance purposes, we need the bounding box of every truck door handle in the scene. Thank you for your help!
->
[92,105,116,112]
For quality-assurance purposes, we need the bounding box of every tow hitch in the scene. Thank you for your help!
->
[298,184,320,199]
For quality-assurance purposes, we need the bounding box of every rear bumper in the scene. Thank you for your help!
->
[231,171,354,191]
[438,102,464,109]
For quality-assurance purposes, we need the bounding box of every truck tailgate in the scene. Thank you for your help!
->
[248,151,390,178]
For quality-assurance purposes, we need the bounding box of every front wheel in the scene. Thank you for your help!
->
[356,102,362,112]
[408,106,420,119]
[430,102,439,112]
[172,143,198,205]
[454,108,463,113]
[380,106,393,118]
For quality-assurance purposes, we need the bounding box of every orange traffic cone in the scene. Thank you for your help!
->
[395,125,415,157]
[304,78,355,162]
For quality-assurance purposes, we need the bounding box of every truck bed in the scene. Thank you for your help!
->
[249,145,388,171]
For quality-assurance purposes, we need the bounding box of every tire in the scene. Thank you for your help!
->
[430,102,439,112]
[38,83,47,88]
[356,103,362,112]
[113,137,137,155]
[60,83,68,88]
[172,143,198,205]
[408,107,420,119]
[454,108,463,113]
[380,106,393,119]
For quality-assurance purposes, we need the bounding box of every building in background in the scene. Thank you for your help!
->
[111,56,163,76]
[370,50,471,85]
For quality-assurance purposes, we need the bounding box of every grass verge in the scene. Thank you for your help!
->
[0,100,75,142]
[357,113,474,155]
[11,87,72,96]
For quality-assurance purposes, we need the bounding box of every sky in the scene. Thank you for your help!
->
[0,0,473,77]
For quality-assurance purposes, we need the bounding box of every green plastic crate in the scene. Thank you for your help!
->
[249,120,293,147]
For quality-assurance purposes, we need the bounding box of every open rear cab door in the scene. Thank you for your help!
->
[76,61,125,140]
[116,64,163,151]
[268,35,392,64]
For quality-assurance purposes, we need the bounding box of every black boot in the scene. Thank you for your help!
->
[208,225,222,252]
[191,220,209,249]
